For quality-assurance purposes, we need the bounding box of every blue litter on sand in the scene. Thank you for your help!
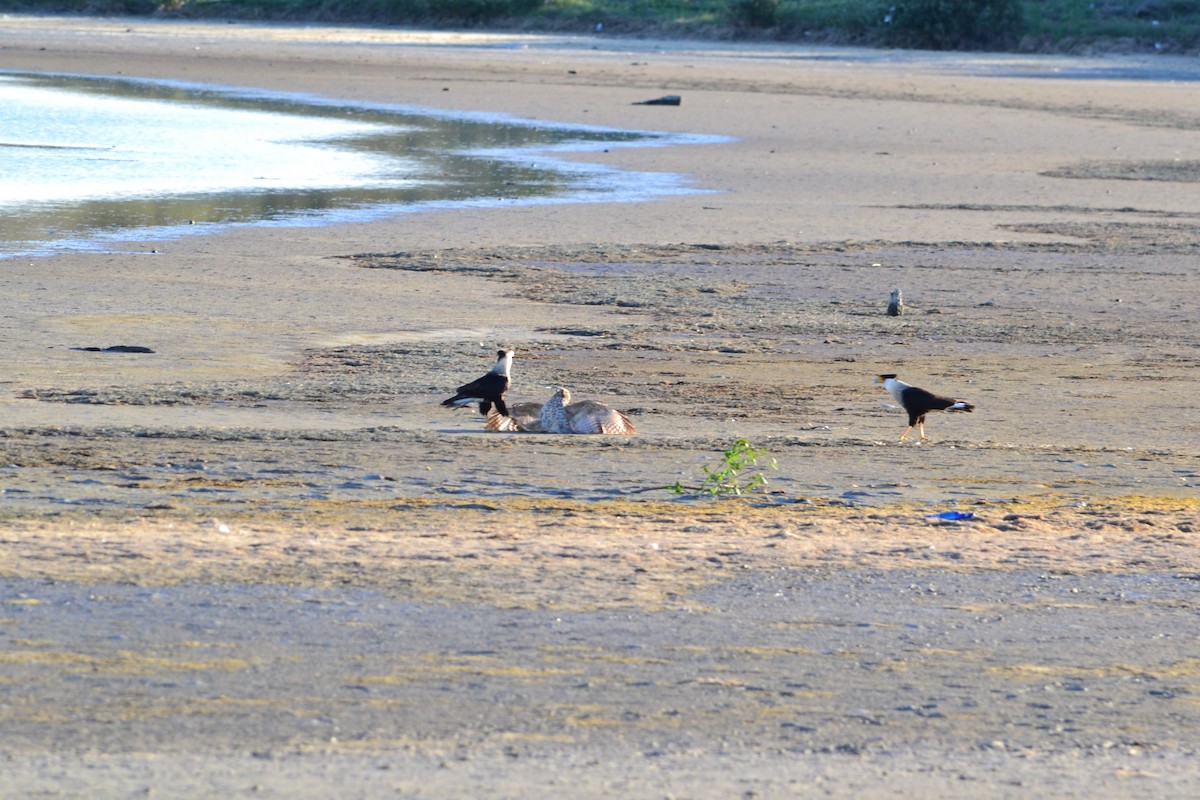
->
[928,511,976,521]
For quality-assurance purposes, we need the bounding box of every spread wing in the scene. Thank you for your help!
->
[484,402,544,432]
[486,396,636,435]
[565,400,636,435]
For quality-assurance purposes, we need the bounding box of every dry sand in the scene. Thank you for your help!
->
[1,15,1199,798]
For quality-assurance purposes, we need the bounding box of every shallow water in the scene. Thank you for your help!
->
[0,72,721,258]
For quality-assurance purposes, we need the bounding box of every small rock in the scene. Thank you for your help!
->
[634,95,681,106]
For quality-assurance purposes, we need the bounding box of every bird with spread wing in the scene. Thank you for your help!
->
[486,387,635,435]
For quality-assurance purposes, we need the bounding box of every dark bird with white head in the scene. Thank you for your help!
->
[442,349,513,418]
[876,374,974,441]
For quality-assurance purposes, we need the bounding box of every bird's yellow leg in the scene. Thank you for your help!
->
[899,426,912,442]
[918,422,929,441]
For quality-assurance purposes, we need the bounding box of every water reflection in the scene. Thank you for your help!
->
[0,73,722,257]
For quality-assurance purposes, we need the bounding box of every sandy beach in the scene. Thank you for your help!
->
[1,15,1199,798]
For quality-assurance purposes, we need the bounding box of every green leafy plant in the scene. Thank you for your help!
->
[730,0,779,29]
[878,0,1025,50]
[21,2,1200,53]
[671,438,778,497]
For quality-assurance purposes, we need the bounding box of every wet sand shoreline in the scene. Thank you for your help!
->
[1,15,1199,798]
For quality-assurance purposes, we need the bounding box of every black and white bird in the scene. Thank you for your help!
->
[485,387,636,435]
[442,349,513,417]
[876,374,974,441]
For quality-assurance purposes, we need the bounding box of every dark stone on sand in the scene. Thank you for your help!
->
[634,95,681,106]
[71,345,156,354]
